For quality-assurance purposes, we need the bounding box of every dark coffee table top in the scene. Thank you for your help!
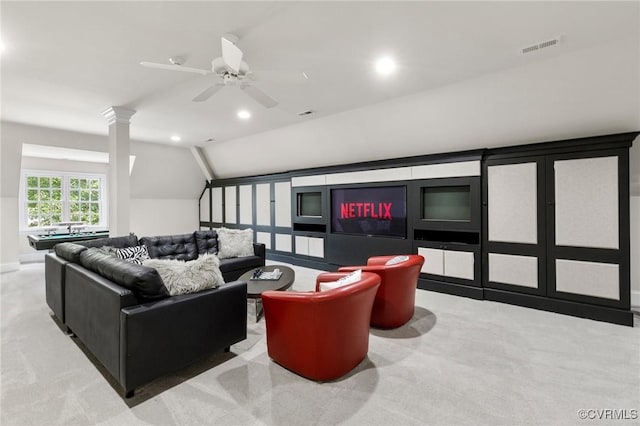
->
[240,265,295,298]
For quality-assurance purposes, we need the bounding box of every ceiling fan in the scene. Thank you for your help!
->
[140,34,278,108]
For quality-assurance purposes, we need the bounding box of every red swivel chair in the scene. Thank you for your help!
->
[339,255,425,329]
[261,272,381,381]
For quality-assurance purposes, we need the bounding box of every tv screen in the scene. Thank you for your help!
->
[297,192,322,217]
[331,186,406,238]
[422,186,471,222]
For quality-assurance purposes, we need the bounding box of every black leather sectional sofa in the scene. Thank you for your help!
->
[44,230,265,397]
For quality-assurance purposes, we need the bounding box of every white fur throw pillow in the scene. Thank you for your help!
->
[143,254,224,296]
[217,228,254,259]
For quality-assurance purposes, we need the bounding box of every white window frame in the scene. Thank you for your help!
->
[19,170,108,231]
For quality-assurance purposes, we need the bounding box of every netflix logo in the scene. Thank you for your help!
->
[340,202,393,220]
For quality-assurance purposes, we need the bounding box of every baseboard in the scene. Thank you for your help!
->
[484,288,634,327]
[631,290,640,310]
[418,278,484,300]
[0,262,20,273]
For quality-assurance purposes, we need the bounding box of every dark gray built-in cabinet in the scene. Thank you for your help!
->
[483,133,636,325]
[199,132,636,326]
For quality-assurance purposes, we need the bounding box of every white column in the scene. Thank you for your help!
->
[102,106,135,237]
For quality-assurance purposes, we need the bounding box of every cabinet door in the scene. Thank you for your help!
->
[483,157,547,295]
[546,150,629,308]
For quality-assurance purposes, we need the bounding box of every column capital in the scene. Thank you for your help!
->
[102,106,136,125]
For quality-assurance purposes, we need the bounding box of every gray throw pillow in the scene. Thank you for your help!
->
[217,228,254,259]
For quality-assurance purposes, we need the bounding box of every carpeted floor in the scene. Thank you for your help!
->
[1,261,639,425]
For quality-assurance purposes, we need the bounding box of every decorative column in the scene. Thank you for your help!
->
[102,106,136,237]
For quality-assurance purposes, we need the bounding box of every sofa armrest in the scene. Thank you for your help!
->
[253,243,266,264]
[65,264,139,381]
[119,281,248,392]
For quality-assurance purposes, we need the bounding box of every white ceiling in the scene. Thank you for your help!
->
[1,1,638,147]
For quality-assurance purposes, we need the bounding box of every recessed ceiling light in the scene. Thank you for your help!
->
[237,110,251,120]
[375,57,396,75]
[170,135,181,142]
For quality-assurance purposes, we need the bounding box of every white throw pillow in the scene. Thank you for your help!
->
[143,254,224,296]
[385,255,410,266]
[319,269,362,292]
[217,228,254,259]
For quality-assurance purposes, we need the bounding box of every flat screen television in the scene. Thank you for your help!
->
[297,192,322,217]
[331,186,406,238]
[421,186,471,222]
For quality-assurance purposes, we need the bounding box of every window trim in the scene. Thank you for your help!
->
[19,169,108,231]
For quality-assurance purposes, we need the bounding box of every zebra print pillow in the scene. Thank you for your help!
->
[115,245,151,265]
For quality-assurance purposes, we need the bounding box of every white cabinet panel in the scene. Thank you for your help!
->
[556,259,619,300]
[275,233,292,252]
[554,156,619,249]
[489,253,538,288]
[255,183,271,226]
[488,162,538,244]
[418,247,444,276]
[239,185,253,225]
[411,161,481,179]
[212,187,223,223]
[224,186,237,224]
[274,181,291,227]
[294,236,308,256]
[308,237,324,258]
[256,231,271,250]
[199,188,210,222]
[444,250,474,280]
[294,236,324,258]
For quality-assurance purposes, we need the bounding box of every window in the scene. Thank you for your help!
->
[20,171,107,230]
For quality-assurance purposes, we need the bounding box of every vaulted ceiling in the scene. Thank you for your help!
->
[2,1,638,148]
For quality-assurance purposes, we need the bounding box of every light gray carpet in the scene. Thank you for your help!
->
[1,261,639,425]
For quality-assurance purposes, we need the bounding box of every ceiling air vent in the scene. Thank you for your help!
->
[520,37,560,55]
[297,110,314,116]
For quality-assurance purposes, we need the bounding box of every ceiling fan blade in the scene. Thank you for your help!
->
[240,84,278,108]
[221,37,243,73]
[140,61,210,75]
[192,83,225,102]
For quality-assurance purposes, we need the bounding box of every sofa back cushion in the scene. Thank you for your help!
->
[80,248,169,301]
[79,233,139,249]
[55,242,88,263]
[140,233,198,261]
[195,230,219,255]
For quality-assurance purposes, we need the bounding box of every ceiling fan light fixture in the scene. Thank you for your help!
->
[237,109,251,120]
[375,56,396,76]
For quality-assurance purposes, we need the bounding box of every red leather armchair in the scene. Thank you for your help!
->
[261,272,381,381]
[339,255,425,329]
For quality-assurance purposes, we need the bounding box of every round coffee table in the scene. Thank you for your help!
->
[239,265,295,321]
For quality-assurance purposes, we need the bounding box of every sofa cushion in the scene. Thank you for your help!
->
[217,228,254,259]
[79,248,169,300]
[79,234,139,249]
[116,245,151,265]
[194,230,219,255]
[54,242,88,264]
[143,254,224,296]
[140,233,198,261]
[219,255,263,274]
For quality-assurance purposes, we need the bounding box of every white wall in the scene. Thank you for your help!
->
[1,122,206,268]
[204,38,639,180]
